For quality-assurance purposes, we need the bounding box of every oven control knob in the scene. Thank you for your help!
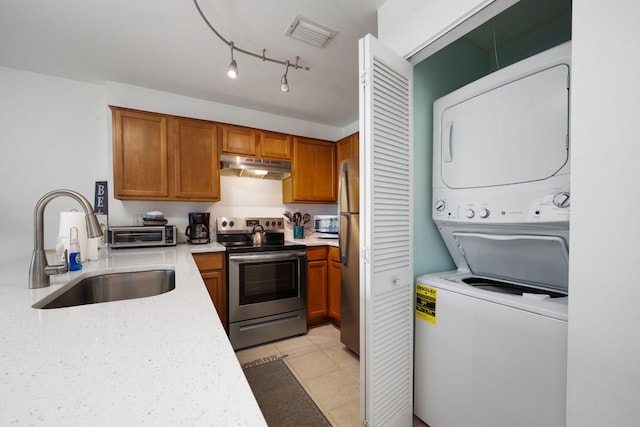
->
[221,220,227,227]
[465,209,475,219]
[265,221,271,227]
[553,191,571,208]
[434,200,446,212]
[277,220,282,226]
[479,208,490,219]
[229,220,235,227]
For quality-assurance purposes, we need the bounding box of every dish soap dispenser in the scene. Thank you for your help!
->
[69,226,82,271]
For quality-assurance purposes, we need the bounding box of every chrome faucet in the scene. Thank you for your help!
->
[29,189,104,289]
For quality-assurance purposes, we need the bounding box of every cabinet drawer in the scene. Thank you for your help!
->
[306,246,328,261]
[193,252,225,271]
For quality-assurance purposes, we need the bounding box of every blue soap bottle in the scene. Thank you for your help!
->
[69,226,82,271]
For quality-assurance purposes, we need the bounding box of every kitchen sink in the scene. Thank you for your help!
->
[33,268,175,309]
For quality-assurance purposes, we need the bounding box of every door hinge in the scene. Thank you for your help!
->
[361,248,369,263]
[360,70,367,87]
[362,419,369,427]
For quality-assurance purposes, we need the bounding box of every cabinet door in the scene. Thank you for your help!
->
[307,259,328,325]
[173,118,220,201]
[337,133,357,165]
[259,131,292,160]
[112,107,169,199]
[328,246,342,323]
[336,133,359,191]
[201,270,228,332]
[221,125,257,156]
[193,252,227,332]
[285,137,337,203]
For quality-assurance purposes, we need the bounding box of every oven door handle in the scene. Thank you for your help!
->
[228,252,306,262]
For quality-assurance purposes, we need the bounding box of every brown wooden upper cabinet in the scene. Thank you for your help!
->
[259,131,292,160]
[111,106,220,201]
[220,124,257,157]
[283,136,337,203]
[337,132,359,167]
[173,117,220,200]
[221,126,292,161]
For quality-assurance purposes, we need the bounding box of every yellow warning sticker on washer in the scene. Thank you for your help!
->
[416,284,437,324]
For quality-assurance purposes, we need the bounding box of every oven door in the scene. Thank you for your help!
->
[228,249,307,323]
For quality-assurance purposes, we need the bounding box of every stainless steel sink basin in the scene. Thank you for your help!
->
[33,269,175,309]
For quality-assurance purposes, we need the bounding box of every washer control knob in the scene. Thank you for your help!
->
[465,209,475,219]
[553,192,571,208]
[479,208,490,218]
[434,200,446,212]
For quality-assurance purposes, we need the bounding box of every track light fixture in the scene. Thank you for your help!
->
[280,60,290,92]
[194,0,310,91]
[227,42,238,79]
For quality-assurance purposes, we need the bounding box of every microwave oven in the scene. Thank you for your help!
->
[314,215,339,238]
[108,225,177,248]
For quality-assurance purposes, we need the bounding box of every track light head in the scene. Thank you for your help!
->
[227,42,238,79]
[280,75,289,92]
[227,59,238,79]
[280,60,290,92]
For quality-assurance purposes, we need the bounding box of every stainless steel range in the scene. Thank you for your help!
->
[217,217,307,350]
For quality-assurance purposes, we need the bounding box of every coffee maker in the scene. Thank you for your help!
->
[186,212,210,244]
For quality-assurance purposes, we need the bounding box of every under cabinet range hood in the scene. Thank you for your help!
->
[219,155,291,180]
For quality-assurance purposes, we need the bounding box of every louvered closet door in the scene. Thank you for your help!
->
[359,34,413,427]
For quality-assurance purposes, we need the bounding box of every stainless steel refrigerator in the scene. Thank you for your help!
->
[339,156,360,355]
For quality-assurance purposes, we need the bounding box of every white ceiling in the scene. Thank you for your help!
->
[0,0,385,128]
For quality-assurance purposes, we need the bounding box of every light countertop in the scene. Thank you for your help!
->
[0,243,265,426]
[285,230,339,247]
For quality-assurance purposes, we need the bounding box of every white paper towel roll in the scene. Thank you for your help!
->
[59,211,88,262]
[86,237,100,261]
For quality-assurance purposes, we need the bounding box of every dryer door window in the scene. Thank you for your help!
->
[440,64,569,189]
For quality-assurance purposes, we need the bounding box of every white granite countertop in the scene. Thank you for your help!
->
[285,230,339,247]
[0,243,266,426]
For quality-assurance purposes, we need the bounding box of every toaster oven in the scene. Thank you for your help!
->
[108,225,177,248]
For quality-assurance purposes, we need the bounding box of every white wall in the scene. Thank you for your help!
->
[566,2,640,425]
[0,67,108,265]
[0,66,340,266]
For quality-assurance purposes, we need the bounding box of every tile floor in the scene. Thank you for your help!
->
[235,323,429,427]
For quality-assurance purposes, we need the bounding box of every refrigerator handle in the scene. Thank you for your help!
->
[340,213,349,266]
[340,161,350,210]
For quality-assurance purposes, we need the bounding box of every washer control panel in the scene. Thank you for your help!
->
[433,189,570,224]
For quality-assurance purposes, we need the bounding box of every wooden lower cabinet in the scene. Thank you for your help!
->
[306,245,341,327]
[306,246,329,326]
[192,252,228,332]
[328,246,342,325]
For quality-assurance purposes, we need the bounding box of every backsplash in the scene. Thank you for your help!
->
[109,175,338,243]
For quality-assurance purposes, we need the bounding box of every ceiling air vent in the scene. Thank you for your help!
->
[285,16,337,48]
